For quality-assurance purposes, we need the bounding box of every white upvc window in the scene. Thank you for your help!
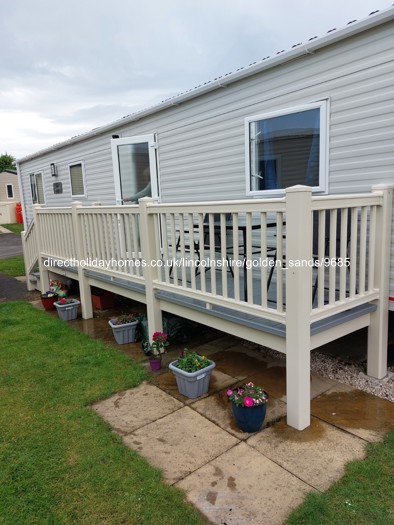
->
[69,162,86,197]
[6,184,14,199]
[30,172,45,204]
[245,100,329,196]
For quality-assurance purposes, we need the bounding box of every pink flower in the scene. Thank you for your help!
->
[243,396,254,407]
[226,389,233,397]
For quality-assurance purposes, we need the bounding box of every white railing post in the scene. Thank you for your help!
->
[367,184,393,378]
[21,228,36,291]
[72,202,93,319]
[139,197,163,338]
[33,204,50,293]
[285,186,313,430]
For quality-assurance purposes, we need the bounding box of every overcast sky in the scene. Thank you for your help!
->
[1,0,392,161]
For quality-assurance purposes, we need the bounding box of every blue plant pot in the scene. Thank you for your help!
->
[231,402,267,433]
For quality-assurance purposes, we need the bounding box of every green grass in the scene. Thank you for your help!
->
[287,430,394,525]
[1,223,24,234]
[0,302,209,525]
[0,255,25,277]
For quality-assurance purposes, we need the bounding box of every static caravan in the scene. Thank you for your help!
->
[17,8,394,430]
[0,170,21,224]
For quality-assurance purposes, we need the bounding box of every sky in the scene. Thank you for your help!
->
[1,0,392,161]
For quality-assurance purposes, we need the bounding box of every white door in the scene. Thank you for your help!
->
[111,134,159,204]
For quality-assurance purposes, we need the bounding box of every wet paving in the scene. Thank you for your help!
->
[36,298,394,525]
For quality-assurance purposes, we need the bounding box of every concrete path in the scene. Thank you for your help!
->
[91,338,394,525]
[0,230,23,258]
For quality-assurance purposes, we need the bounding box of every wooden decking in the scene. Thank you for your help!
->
[22,184,393,430]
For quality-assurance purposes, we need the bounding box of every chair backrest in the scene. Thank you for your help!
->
[203,213,233,250]
[312,208,352,256]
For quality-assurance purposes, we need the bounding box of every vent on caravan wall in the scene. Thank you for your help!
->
[53,182,63,194]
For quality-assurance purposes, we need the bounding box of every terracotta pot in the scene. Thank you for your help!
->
[92,292,116,310]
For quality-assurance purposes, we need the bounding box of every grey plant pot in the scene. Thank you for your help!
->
[108,319,139,344]
[54,300,80,321]
[168,360,215,398]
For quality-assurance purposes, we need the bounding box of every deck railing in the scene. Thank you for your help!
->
[24,186,392,324]
[22,184,392,431]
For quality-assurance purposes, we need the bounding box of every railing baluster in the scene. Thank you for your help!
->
[349,207,358,297]
[276,212,283,313]
[328,209,337,305]
[233,213,240,302]
[359,206,368,295]
[368,205,377,293]
[339,208,348,302]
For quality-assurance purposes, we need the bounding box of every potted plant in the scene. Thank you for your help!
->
[40,290,58,311]
[49,279,68,298]
[142,332,169,371]
[169,350,215,398]
[108,313,139,344]
[54,297,80,321]
[227,382,269,433]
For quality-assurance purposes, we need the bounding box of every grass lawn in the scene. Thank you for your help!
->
[287,430,394,525]
[0,255,25,277]
[1,223,24,234]
[0,302,209,525]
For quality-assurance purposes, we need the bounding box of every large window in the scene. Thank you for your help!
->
[246,101,328,195]
[69,162,86,197]
[30,172,45,204]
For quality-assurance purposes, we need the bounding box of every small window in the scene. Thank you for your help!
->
[69,162,85,197]
[6,184,13,199]
[30,173,45,204]
[246,101,328,195]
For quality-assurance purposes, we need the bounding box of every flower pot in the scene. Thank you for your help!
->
[92,291,116,310]
[169,360,215,398]
[149,358,162,371]
[41,295,58,311]
[231,402,267,433]
[108,319,138,344]
[54,300,80,321]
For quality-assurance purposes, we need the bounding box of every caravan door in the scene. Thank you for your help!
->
[111,134,159,204]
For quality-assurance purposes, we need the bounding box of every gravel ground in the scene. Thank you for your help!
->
[257,346,394,402]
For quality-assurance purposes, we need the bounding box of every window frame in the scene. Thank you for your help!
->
[68,161,86,198]
[30,172,45,204]
[245,100,329,197]
[6,184,14,199]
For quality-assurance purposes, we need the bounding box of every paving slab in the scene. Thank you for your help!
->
[191,387,287,439]
[311,383,394,442]
[123,406,239,484]
[92,382,183,434]
[207,348,269,380]
[176,441,313,525]
[248,417,367,491]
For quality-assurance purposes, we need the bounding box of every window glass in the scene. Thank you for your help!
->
[247,103,326,194]
[6,184,13,199]
[70,163,85,196]
[30,173,45,204]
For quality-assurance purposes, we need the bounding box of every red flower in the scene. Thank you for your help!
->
[243,396,254,407]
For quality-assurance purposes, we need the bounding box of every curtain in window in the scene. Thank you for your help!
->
[36,174,45,204]
[306,110,320,186]
[261,119,277,190]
